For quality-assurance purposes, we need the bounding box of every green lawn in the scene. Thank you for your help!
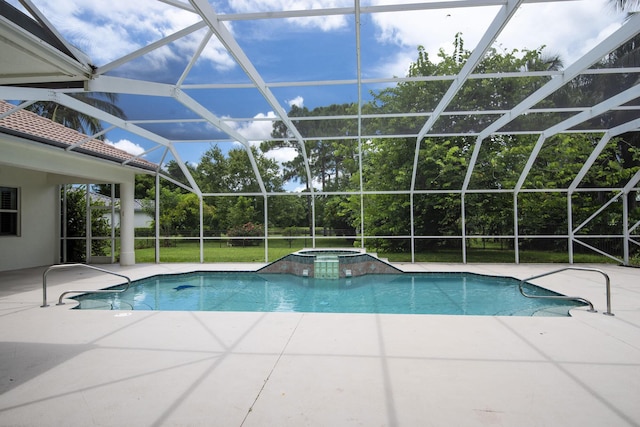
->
[134,238,621,264]
[135,237,358,263]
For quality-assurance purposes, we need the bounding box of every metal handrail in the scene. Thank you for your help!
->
[41,264,131,307]
[518,267,614,316]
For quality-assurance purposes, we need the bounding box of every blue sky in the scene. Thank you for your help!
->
[9,0,630,190]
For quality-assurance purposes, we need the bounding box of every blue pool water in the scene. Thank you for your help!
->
[72,272,585,316]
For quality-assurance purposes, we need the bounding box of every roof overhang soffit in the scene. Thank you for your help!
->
[14,0,90,64]
[0,2,93,85]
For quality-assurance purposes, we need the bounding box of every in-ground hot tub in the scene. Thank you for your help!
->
[258,248,401,279]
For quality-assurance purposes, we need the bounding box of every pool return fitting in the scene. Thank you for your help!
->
[41,264,131,307]
[518,267,613,316]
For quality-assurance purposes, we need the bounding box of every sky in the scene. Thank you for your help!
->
[8,0,631,190]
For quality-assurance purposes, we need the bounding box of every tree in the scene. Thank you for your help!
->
[263,103,360,192]
[194,145,283,194]
[192,145,284,232]
[135,174,155,199]
[348,37,552,251]
[62,186,111,262]
[142,185,216,242]
[268,195,308,229]
[227,196,257,228]
[27,92,126,138]
[553,33,640,213]
[342,35,640,253]
[263,103,361,236]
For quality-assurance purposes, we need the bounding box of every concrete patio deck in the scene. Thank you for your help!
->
[0,262,639,426]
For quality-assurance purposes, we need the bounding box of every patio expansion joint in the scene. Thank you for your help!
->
[495,317,640,427]
[240,313,305,426]
[573,310,640,352]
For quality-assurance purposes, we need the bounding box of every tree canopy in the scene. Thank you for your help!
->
[139,34,639,260]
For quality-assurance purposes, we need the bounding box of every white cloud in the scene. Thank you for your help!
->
[291,183,309,192]
[228,0,351,31]
[224,109,309,162]
[369,50,415,79]
[105,138,145,156]
[367,0,626,77]
[264,146,298,165]
[289,14,347,32]
[21,0,627,82]
[291,177,322,192]
[372,3,493,51]
[495,1,624,64]
[287,96,304,108]
[227,111,278,142]
[22,0,234,71]
[223,110,305,178]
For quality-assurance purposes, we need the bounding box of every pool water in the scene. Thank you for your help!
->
[72,272,585,316]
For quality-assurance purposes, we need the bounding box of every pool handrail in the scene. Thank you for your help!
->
[41,263,131,307]
[518,266,613,316]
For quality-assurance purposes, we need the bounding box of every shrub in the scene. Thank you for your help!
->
[226,222,264,246]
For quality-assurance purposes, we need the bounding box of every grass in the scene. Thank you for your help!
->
[134,238,357,263]
[134,238,621,264]
[382,249,616,263]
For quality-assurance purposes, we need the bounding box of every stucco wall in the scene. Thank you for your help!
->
[103,210,152,229]
[0,165,58,271]
[0,135,140,271]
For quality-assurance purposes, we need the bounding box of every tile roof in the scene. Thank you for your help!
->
[0,100,157,171]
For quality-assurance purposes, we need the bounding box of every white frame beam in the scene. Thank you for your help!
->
[1,0,638,265]
[515,84,640,193]
[410,0,523,192]
[188,0,315,193]
[462,12,640,192]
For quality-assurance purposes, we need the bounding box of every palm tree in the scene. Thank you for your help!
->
[27,92,125,140]
[525,53,564,72]
[610,0,640,11]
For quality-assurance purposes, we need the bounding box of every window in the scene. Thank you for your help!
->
[0,186,19,236]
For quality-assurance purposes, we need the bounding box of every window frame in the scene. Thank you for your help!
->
[0,186,20,237]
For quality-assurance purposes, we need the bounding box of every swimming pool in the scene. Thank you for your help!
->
[71,272,586,316]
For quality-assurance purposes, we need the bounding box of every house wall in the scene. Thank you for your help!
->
[0,165,58,271]
[134,211,152,228]
[0,135,140,271]
[102,209,152,229]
